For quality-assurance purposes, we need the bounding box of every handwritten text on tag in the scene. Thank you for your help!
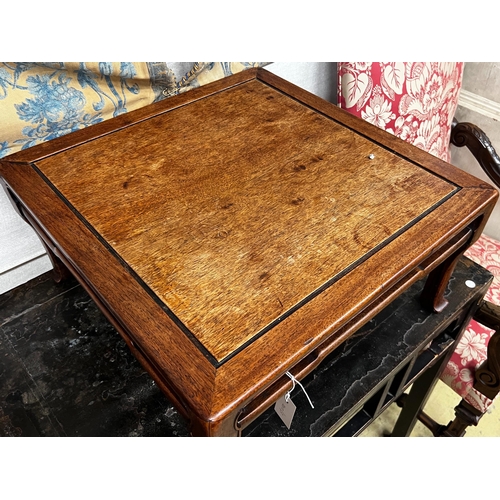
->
[274,395,296,429]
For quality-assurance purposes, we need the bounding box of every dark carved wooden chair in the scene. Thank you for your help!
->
[395,121,500,436]
[338,63,500,436]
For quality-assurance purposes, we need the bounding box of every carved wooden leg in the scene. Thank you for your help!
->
[16,198,70,283]
[392,316,473,436]
[473,302,500,400]
[397,302,499,437]
[420,229,473,313]
[391,360,444,437]
[440,301,500,437]
[396,394,482,437]
[440,401,482,437]
[36,237,70,283]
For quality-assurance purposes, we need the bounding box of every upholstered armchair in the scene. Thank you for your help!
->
[338,62,500,436]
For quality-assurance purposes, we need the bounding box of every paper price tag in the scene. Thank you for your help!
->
[274,395,296,429]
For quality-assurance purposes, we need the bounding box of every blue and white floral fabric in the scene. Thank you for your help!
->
[0,62,268,158]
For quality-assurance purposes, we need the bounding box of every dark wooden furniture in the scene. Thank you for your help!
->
[386,119,500,437]
[0,256,491,437]
[245,256,492,436]
[395,299,500,437]
[0,69,497,436]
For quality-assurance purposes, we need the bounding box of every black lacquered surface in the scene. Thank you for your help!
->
[0,258,492,437]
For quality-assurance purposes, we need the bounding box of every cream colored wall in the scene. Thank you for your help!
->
[451,62,500,241]
[265,62,337,103]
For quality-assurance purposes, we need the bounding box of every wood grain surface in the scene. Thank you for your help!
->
[1,68,497,434]
[35,80,456,361]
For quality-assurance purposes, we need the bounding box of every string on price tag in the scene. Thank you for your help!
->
[274,371,314,429]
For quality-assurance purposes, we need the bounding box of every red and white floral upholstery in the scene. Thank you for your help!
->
[338,62,499,414]
[441,234,500,412]
[337,62,464,162]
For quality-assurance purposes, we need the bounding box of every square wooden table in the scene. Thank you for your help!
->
[0,68,497,436]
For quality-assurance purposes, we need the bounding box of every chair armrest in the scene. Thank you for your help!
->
[475,300,500,330]
[473,300,500,400]
[450,119,500,188]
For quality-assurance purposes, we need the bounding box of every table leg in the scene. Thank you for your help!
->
[390,359,443,436]
[420,228,474,313]
[391,297,481,436]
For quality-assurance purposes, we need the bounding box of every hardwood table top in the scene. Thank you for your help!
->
[1,68,497,435]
